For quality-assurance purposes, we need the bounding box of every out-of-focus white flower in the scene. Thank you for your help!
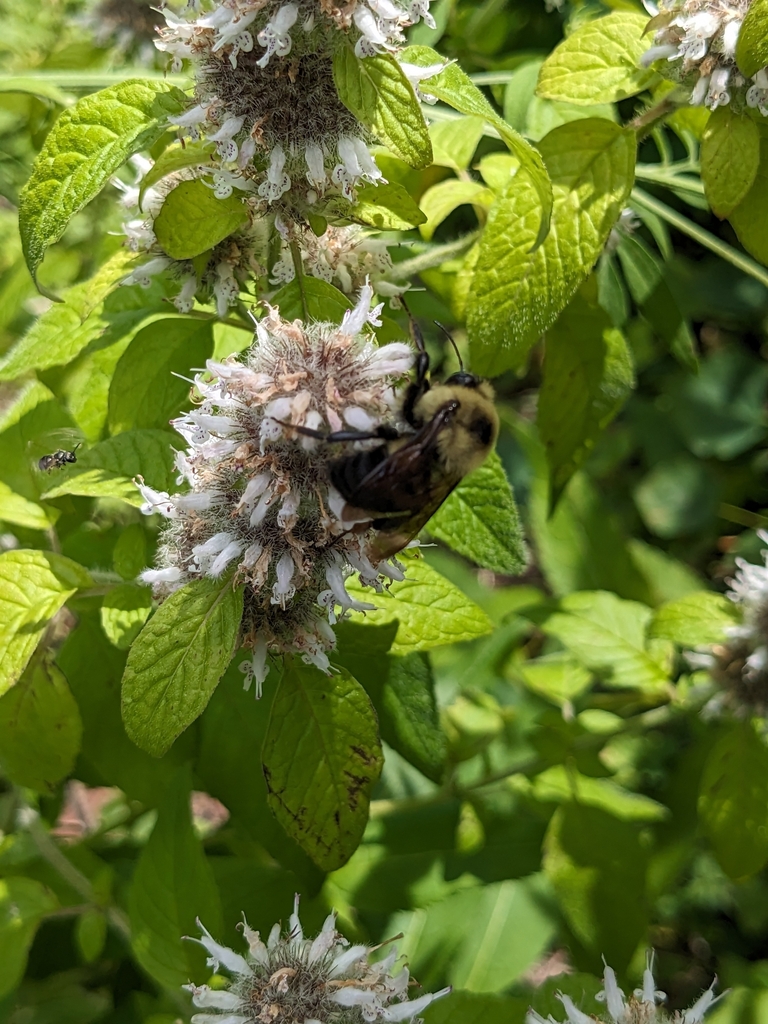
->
[641,0,768,112]
[138,283,414,682]
[605,206,641,254]
[526,955,725,1024]
[183,897,450,1024]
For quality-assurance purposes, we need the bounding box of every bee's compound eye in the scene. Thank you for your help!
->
[469,415,495,447]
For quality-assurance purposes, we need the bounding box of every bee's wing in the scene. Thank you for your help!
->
[27,428,84,459]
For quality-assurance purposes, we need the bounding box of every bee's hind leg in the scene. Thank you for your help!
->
[269,418,399,443]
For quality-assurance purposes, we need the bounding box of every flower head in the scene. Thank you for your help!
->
[641,0,768,112]
[527,955,724,1024]
[138,283,413,689]
[183,896,450,1024]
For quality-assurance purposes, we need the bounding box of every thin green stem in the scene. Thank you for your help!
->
[469,71,516,85]
[390,232,479,280]
[24,808,131,942]
[631,187,768,289]
[634,165,704,196]
[289,239,309,320]
[0,70,191,89]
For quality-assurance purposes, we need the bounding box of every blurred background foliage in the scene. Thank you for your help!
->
[2,0,768,1022]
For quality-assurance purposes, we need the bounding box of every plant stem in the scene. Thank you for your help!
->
[634,165,705,196]
[289,239,309,320]
[390,232,479,280]
[0,70,191,89]
[631,187,768,289]
[25,808,131,942]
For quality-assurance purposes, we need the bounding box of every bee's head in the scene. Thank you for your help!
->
[444,370,482,389]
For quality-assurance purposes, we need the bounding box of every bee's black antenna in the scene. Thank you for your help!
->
[434,322,464,371]
[398,295,426,355]
[72,442,82,453]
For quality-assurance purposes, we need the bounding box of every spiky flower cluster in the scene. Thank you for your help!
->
[184,896,450,1024]
[693,530,768,717]
[641,0,768,112]
[155,0,440,215]
[270,221,405,296]
[527,957,723,1024]
[137,284,413,691]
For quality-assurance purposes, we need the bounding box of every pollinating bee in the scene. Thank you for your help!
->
[38,443,81,473]
[281,313,499,561]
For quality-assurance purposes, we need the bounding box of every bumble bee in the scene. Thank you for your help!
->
[37,443,81,473]
[284,314,499,561]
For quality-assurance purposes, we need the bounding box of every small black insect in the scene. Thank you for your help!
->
[38,444,81,473]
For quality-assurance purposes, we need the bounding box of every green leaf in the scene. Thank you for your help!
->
[129,768,223,989]
[729,132,768,265]
[517,654,592,708]
[430,115,486,171]
[0,381,74,504]
[537,590,669,691]
[0,549,91,697]
[423,991,529,1024]
[426,451,527,574]
[467,120,636,375]
[153,179,249,260]
[699,724,768,880]
[649,591,740,646]
[121,578,243,756]
[537,13,657,104]
[138,140,215,206]
[701,106,760,218]
[0,877,58,999]
[346,558,493,653]
[113,523,149,581]
[75,909,108,964]
[736,0,768,76]
[504,58,617,143]
[100,583,152,649]
[108,317,214,434]
[0,657,82,793]
[352,181,427,229]
[528,765,669,822]
[418,179,495,241]
[40,428,180,505]
[543,803,649,972]
[262,662,383,871]
[538,286,634,503]
[402,44,553,245]
[19,80,185,282]
[333,47,432,168]
[0,250,142,381]
[334,622,446,782]
[270,276,352,323]
[633,454,718,539]
[0,481,55,531]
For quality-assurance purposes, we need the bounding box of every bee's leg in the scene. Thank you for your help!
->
[399,296,430,428]
[269,418,399,443]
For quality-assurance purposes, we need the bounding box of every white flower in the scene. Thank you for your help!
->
[138,284,414,673]
[183,897,450,1024]
[527,954,725,1024]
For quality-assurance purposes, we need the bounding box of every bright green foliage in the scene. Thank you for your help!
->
[0,549,91,696]
[427,452,526,574]
[153,180,249,260]
[138,141,215,204]
[19,80,185,281]
[0,657,82,792]
[701,108,761,218]
[129,769,223,988]
[262,662,383,870]
[100,583,152,649]
[0,877,58,998]
[419,180,495,240]
[430,116,486,171]
[729,133,768,265]
[649,591,740,646]
[468,120,635,374]
[353,182,427,229]
[537,13,658,104]
[333,47,433,168]
[736,0,768,75]
[0,481,54,530]
[121,578,244,756]
[270,277,352,321]
[699,725,768,880]
[108,318,214,433]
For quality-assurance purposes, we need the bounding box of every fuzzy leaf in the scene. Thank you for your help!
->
[121,577,243,756]
[0,250,145,381]
[352,181,427,229]
[649,591,740,646]
[101,583,152,649]
[430,115,486,171]
[0,550,92,697]
[0,878,58,999]
[108,317,214,434]
[736,0,768,76]
[418,179,495,240]
[728,133,768,265]
[537,13,657,104]
[129,769,223,988]
[270,276,352,322]
[0,481,55,531]
[402,44,553,245]
[40,428,180,505]
[333,47,432,168]
[467,119,636,376]
[427,452,527,574]
[701,106,760,218]
[138,140,215,206]
[346,558,492,653]
[699,724,768,880]
[262,662,383,871]
[0,658,82,793]
[19,79,185,282]
[153,179,249,260]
